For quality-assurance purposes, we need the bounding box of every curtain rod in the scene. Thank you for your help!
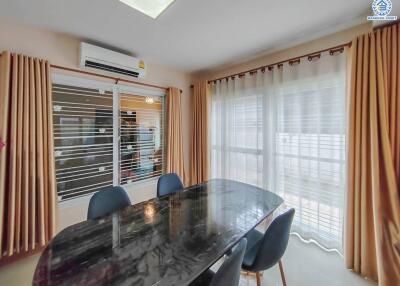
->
[52,65,184,93]
[50,64,171,91]
[0,55,182,93]
[190,41,351,87]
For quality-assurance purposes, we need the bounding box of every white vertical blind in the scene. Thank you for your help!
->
[211,51,347,251]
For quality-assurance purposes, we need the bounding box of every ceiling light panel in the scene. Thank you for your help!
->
[119,0,175,19]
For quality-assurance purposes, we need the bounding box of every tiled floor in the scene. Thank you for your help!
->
[0,235,377,286]
[233,235,376,286]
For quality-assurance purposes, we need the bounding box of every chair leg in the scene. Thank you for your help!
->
[256,272,261,286]
[278,260,287,286]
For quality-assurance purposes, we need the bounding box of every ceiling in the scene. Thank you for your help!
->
[0,0,373,73]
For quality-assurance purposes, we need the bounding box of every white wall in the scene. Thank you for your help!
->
[194,23,372,81]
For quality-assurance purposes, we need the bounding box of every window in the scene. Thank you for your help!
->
[211,90,263,187]
[119,92,164,184]
[53,75,165,201]
[275,76,346,251]
[211,51,347,252]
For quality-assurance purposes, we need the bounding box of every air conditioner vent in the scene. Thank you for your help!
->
[85,60,140,77]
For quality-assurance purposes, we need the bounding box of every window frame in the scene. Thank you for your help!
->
[52,73,166,203]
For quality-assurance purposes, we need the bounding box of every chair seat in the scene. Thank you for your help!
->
[242,229,264,270]
[190,269,215,286]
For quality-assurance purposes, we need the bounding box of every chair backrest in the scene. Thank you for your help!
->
[87,186,131,220]
[210,238,247,286]
[157,173,184,197]
[251,208,295,271]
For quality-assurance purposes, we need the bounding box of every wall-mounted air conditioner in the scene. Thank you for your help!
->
[80,42,146,78]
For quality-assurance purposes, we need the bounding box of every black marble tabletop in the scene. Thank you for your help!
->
[33,179,283,286]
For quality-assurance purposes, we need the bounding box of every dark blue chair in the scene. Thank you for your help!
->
[242,208,295,286]
[190,238,247,286]
[157,173,184,197]
[87,186,131,220]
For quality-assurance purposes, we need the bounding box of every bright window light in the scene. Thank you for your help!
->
[119,0,176,19]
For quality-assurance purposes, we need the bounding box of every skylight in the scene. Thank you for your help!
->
[119,0,176,19]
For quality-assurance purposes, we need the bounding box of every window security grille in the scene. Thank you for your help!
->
[53,82,164,201]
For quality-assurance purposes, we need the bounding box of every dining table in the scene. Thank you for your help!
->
[33,179,283,286]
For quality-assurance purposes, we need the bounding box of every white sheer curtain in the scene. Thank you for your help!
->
[212,74,264,186]
[211,51,347,251]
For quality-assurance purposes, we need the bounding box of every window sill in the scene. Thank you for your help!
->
[58,176,160,210]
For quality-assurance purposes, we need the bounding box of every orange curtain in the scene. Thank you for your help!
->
[165,88,186,184]
[0,51,57,260]
[190,81,210,185]
[346,23,400,285]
